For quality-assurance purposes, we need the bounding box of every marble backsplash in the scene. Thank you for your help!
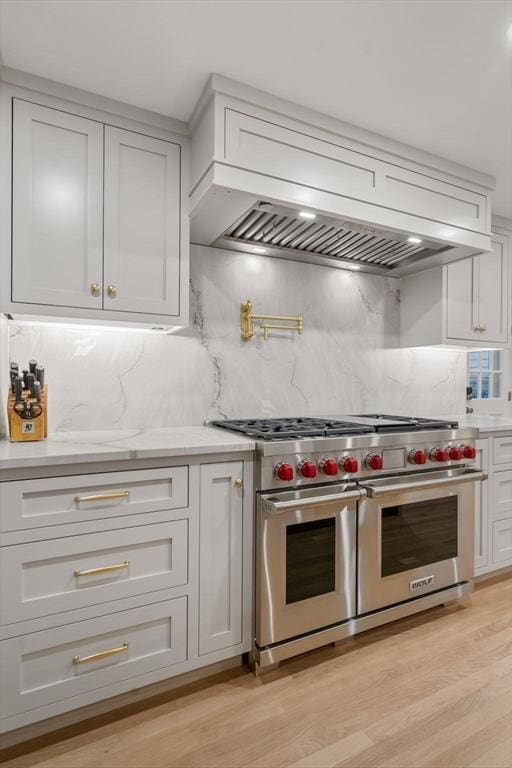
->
[4,245,466,433]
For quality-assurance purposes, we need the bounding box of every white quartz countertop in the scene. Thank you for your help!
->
[438,415,512,434]
[0,427,256,471]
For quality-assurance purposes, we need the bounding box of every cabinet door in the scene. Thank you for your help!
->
[199,461,244,655]
[474,234,509,344]
[474,439,489,572]
[445,257,474,340]
[12,99,103,309]
[104,127,181,316]
[492,470,512,521]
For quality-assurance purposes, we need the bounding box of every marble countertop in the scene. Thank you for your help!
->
[0,427,256,471]
[438,415,512,434]
[1,416,510,472]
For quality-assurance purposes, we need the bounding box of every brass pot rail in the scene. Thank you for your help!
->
[241,300,303,341]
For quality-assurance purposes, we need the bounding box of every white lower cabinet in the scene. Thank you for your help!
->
[199,461,244,655]
[0,598,187,719]
[474,433,512,577]
[0,455,253,735]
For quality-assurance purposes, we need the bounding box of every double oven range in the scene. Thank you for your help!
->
[212,415,486,673]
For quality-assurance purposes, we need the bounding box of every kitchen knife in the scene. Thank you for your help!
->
[10,362,19,372]
[28,359,38,375]
[14,377,23,403]
[34,381,42,402]
[10,369,18,392]
[35,365,45,388]
[27,373,36,397]
[22,369,29,389]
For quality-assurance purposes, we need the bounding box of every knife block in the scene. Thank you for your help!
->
[8,386,48,442]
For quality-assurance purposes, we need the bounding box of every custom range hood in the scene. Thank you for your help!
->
[189,76,494,277]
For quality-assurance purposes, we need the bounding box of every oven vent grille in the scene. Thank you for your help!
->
[221,203,450,269]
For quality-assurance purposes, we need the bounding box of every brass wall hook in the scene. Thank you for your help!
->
[241,299,303,342]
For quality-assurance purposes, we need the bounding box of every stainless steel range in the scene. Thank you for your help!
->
[212,415,486,674]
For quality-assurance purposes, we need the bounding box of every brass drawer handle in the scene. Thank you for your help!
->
[473,324,487,333]
[234,478,243,488]
[90,283,101,297]
[107,284,117,299]
[74,560,129,577]
[75,490,130,505]
[73,642,128,665]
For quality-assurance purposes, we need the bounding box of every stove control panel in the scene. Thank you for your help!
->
[266,439,477,487]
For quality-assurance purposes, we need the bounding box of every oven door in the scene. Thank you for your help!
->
[357,468,486,614]
[256,484,361,648]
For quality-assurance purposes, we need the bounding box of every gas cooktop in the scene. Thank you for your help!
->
[211,415,459,440]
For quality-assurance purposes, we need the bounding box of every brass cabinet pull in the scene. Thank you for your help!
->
[107,284,117,298]
[75,490,130,505]
[234,478,243,488]
[73,642,128,665]
[90,283,101,297]
[473,324,487,333]
[74,560,129,577]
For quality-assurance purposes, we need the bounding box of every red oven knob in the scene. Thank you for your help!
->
[299,460,317,479]
[342,456,359,473]
[463,444,477,460]
[430,448,449,462]
[449,446,463,461]
[366,453,383,471]
[409,449,427,465]
[320,458,338,476]
[275,462,294,482]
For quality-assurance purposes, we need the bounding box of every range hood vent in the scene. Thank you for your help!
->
[214,202,454,275]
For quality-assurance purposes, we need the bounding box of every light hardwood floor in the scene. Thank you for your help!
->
[1,576,511,768]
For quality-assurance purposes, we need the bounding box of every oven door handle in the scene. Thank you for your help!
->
[262,488,365,514]
[361,470,487,498]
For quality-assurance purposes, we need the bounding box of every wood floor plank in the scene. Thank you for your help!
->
[1,577,510,768]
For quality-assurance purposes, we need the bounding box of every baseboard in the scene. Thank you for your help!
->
[474,566,512,587]
[0,655,243,755]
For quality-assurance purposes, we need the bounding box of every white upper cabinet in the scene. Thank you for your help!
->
[104,127,182,316]
[473,235,508,344]
[3,89,189,328]
[12,100,104,309]
[401,230,510,348]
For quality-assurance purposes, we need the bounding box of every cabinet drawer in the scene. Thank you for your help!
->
[0,466,188,533]
[0,521,188,624]
[492,519,512,565]
[493,436,512,467]
[492,470,512,521]
[0,597,187,718]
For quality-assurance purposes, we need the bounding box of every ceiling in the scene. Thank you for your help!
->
[1,0,511,217]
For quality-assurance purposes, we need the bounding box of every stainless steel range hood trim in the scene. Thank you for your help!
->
[213,201,457,276]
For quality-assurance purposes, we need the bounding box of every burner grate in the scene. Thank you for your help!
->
[211,417,374,440]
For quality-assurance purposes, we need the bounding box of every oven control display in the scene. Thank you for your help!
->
[381,448,405,469]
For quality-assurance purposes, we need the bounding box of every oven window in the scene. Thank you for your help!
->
[381,496,458,577]
[286,518,336,604]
